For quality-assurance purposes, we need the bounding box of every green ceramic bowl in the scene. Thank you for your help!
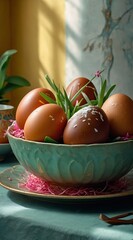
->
[7,125,133,185]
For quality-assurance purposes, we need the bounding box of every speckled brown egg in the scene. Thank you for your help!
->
[102,93,133,137]
[66,77,97,106]
[63,106,110,144]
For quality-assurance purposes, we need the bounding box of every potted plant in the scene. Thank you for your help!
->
[0,49,30,104]
[0,49,30,148]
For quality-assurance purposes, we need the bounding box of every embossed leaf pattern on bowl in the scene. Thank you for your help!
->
[7,126,133,185]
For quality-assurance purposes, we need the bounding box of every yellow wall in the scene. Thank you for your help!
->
[0,0,10,53]
[0,0,66,109]
[0,0,11,100]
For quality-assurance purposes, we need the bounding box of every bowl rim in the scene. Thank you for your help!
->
[7,127,133,148]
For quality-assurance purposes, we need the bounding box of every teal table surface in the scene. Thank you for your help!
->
[0,155,133,240]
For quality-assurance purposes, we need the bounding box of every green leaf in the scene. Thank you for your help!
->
[103,84,116,102]
[0,80,30,96]
[43,74,99,119]
[71,104,80,116]
[45,74,58,92]
[44,136,58,143]
[5,76,30,86]
[40,92,56,104]
[44,74,66,110]
[56,89,64,107]
[0,49,17,89]
[0,70,6,89]
[0,83,22,95]
[0,83,13,95]
[63,88,74,118]
[98,79,107,107]
[70,80,91,103]
[0,49,17,70]
[90,99,98,106]
[0,49,31,102]
[81,92,91,104]
[0,49,17,61]
[43,72,116,120]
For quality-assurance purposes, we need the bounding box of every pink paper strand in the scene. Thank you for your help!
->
[9,121,129,196]
[19,173,127,196]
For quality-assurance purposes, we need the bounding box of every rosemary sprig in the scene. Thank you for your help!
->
[80,73,116,108]
[96,78,116,107]
[41,71,116,119]
[43,74,75,119]
[39,92,56,104]
[42,74,97,119]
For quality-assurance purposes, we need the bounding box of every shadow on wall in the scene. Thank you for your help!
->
[65,0,133,98]
[10,0,65,109]
[10,0,39,109]
[39,0,65,90]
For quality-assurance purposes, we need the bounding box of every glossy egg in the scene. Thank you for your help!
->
[16,88,55,129]
[24,103,67,142]
[102,93,133,137]
[63,106,110,144]
[66,77,97,106]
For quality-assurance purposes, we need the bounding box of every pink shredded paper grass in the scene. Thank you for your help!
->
[19,173,127,196]
[9,121,133,141]
[9,121,24,139]
[9,121,131,196]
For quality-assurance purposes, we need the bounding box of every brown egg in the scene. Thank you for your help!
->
[16,88,55,129]
[24,104,67,142]
[63,106,110,144]
[102,93,133,137]
[66,77,97,106]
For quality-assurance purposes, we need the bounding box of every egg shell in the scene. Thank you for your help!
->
[16,88,55,129]
[24,103,67,142]
[102,93,133,137]
[63,106,110,144]
[66,77,97,106]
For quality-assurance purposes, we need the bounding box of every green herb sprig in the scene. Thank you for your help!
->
[41,71,116,144]
[0,49,30,103]
[96,74,116,107]
[40,71,116,119]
